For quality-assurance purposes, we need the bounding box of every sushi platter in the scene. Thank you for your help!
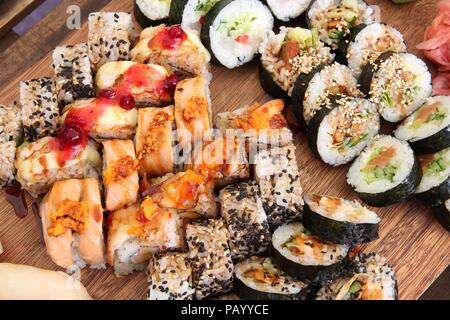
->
[0,0,449,300]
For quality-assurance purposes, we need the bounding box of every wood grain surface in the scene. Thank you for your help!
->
[0,0,44,38]
[0,0,448,300]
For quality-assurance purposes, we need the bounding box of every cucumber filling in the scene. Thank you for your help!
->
[325,0,359,40]
[410,102,447,129]
[217,13,258,42]
[195,0,220,15]
[362,147,398,184]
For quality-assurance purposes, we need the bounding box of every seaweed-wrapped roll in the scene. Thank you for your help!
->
[135,0,171,28]
[265,0,312,22]
[433,199,450,232]
[168,0,222,33]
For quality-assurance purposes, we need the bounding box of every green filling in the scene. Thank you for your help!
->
[286,27,320,49]
[325,0,358,40]
[362,147,398,184]
[343,280,363,300]
[381,91,395,108]
[425,154,449,175]
[195,0,220,15]
[338,133,369,152]
[217,13,257,37]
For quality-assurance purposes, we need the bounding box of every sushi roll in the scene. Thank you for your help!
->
[142,170,217,218]
[169,0,222,33]
[415,148,450,205]
[186,219,234,299]
[40,178,106,272]
[15,126,102,197]
[303,194,380,246]
[234,256,311,300]
[338,23,406,77]
[360,52,432,123]
[107,197,184,276]
[347,135,422,207]
[95,61,178,107]
[395,96,450,154]
[20,77,59,142]
[306,0,375,50]
[61,97,138,140]
[432,200,450,232]
[201,0,274,69]
[215,99,293,147]
[0,103,22,186]
[291,63,360,126]
[52,43,95,107]
[307,96,380,166]
[135,0,171,28]
[88,12,136,72]
[259,27,334,99]
[219,181,270,260]
[131,24,211,79]
[0,142,16,187]
[264,0,312,22]
[147,252,195,300]
[102,140,140,212]
[271,222,350,283]
[136,106,175,178]
[254,144,304,226]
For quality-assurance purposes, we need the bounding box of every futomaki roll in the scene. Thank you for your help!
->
[169,0,222,33]
[395,96,450,154]
[347,135,422,207]
[265,0,312,22]
[135,0,171,28]
[432,199,450,232]
[201,0,274,69]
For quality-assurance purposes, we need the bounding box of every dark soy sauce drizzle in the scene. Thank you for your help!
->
[3,182,28,219]
[31,201,45,245]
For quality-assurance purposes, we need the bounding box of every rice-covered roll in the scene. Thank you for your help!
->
[0,103,22,186]
[136,106,175,178]
[254,144,304,226]
[306,0,375,50]
[291,63,360,126]
[219,181,270,261]
[61,97,137,140]
[0,142,16,187]
[303,194,380,246]
[259,27,334,99]
[20,77,59,142]
[102,140,139,212]
[317,252,397,300]
[415,148,450,205]
[15,126,102,197]
[95,62,178,107]
[395,96,450,155]
[142,170,217,218]
[271,222,350,283]
[88,12,136,72]
[169,0,222,33]
[347,135,422,207]
[432,199,450,232]
[265,0,312,22]
[339,23,406,77]
[40,178,105,272]
[234,256,311,300]
[147,252,195,300]
[201,0,274,69]
[360,52,432,123]
[215,99,293,147]
[186,219,234,299]
[107,197,184,276]
[134,0,171,28]
[52,44,95,106]
[131,24,211,79]
[308,96,380,166]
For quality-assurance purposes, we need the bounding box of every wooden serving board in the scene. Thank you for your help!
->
[0,0,448,300]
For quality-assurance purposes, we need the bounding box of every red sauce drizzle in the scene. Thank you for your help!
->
[50,125,88,166]
[148,25,188,51]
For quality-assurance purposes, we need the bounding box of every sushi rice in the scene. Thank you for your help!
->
[266,0,312,22]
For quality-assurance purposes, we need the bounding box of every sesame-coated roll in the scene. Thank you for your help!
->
[20,77,60,142]
[0,103,22,144]
[0,142,16,187]
[186,219,234,299]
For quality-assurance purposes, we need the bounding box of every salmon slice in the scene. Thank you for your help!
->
[235,99,287,131]
[367,147,396,169]
[413,102,440,126]
[280,41,301,70]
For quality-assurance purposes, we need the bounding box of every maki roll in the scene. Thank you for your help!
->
[20,77,59,142]
[306,0,375,50]
[264,0,312,22]
[316,252,397,300]
[303,194,380,246]
[107,197,184,276]
[169,0,222,33]
[102,139,140,212]
[219,181,270,261]
[259,27,334,99]
[339,23,406,77]
[0,142,16,187]
[40,178,106,272]
[52,43,95,107]
[0,103,22,187]
[291,63,360,126]
[432,199,450,232]
[307,96,380,166]
[234,256,311,300]
[135,0,171,28]
[360,52,432,123]
[201,0,274,69]
[415,148,450,205]
[395,96,450,154]
[347,135,422,207]
[254,144,304,226]
[271,222,350,283]
[186,219,234,299]
[147,252,195,300]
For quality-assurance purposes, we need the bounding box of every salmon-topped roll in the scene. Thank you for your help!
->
[102,140,139,212]
[107,197,184,276]
[40,178,105,272]
[136,106,175,178]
